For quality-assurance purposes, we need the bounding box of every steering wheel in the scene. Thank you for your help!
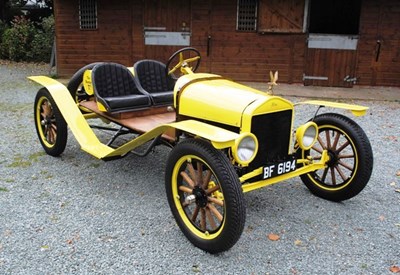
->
[166,47,201,79]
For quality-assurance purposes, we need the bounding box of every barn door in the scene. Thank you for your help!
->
[143,0,191,64]
[363,1,400,86]
[304,36,358,87]
[304,0,362,87]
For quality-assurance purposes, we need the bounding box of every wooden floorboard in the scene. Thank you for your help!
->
[80,101,176,134]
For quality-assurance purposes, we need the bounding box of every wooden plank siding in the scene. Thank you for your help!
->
[53,0,400,88]
[304,49,357,87]
[356,0,400,86]
[258,0,305,33]
[143,0,191,63]
[131,0,144,64]
[207,0,306,83]
[54,0,133,75]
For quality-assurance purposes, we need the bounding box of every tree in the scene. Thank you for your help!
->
[0,0,53,22]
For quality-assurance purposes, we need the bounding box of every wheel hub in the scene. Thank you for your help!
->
[41,116,52,127]
[192,186,208,208]
[327,150,339,167]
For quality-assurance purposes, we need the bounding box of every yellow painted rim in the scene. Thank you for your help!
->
[36,95,55,149]
[171,155,226,240]
[304,125,358,191]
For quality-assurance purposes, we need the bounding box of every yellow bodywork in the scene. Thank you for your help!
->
[30,71,369,192]
[296,100,368,116]
[83,70,94,96]
[240,150,330,193]
[175,73,294,130]
[29,76,243,159]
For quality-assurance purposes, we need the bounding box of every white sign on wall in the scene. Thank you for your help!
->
[308,34,358,50]
[144,31,191,46]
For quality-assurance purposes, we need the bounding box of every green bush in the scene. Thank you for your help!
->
[0,20,9,58]
[0,20,8,41]
[1,16,37,61]
[29,15,54,62]
[0,15,54,62]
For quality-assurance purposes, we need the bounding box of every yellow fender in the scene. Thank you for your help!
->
[106,120,241,158]
[29,76,115,158]
[29,76,241,159]
[295,100,368,116]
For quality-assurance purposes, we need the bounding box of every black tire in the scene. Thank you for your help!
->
[298,113,373,201]
[165,138,245,253]
[34,88,68,156]
[67,62,103,113]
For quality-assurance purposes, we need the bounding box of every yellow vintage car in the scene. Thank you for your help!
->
[30,47,373,253]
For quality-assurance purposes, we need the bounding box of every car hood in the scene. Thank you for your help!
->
[175,73,292,128]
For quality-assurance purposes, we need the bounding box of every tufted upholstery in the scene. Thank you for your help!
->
[92,63,151,112]
[133,60,175,106]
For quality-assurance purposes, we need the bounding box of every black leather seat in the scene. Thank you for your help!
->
[133,60,175,106]
[92,63,151,112]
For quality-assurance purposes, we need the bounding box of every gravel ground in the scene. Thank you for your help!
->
[0,62,399,275]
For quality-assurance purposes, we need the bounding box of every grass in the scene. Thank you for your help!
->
[0,187,9,192]
[29,151,47,161]
[6,151,47,168]
[7,158,31,168]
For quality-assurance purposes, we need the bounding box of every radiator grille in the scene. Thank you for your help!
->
[249,110,293,170]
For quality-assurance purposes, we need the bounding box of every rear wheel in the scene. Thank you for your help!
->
[67,62,102,113]
[34,88,67,156]
[298,113,373,201]
[165,139,245,253]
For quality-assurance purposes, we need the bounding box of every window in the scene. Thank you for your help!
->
[79,0,97,30]
[308,0,361,35]
[237,0,258,31]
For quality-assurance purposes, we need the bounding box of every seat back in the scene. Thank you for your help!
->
[92,62,151,112]
[92,63,138,98]
[134,60,175,93]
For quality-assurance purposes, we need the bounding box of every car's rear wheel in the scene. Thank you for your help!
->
[34,88,67,156]
[298,113,373,201]
[165,138,245,253]
[67,62,102,113]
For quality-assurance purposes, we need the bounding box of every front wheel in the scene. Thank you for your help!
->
[298,113,373,201]
[165,139,245,253]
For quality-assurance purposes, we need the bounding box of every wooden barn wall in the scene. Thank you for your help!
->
[54,0,133,76]
[54,0,399,87]
[54,0,306,82]
[131,0,144,63]
[204,0,306,83]
[356,0,400,86]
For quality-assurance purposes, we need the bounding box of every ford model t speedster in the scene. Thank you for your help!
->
[30,47,373,253]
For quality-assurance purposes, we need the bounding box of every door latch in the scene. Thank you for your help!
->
[343,75,357,84]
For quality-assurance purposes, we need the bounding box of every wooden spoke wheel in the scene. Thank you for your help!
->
[165,139,245,253]
[34,88,67,156]
[298,113,373,201]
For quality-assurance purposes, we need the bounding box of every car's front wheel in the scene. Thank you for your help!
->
[165,138,245,253]
[298,113,373,201]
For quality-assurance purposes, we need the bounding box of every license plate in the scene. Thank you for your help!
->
[263,157,297,179]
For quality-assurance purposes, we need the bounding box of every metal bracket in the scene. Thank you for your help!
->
[303,74,328,81]
[343,75,357,84]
